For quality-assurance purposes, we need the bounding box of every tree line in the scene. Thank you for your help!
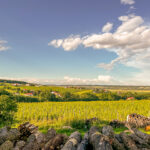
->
[1,88,150,103]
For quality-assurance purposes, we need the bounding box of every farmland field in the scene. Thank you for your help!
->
[1,82,150,134]
[14,100,150,131]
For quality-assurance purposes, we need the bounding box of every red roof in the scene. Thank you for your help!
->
[24,93,33,96]
[127,97,134,100]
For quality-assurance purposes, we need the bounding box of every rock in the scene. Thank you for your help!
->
[120,132,138,150]
[62,126,73,130]
[89,126,113,150]
[0,127,20,145]
[18,122,38,140]
[88,126,99,137]
[45,128,56,143]
[129,133,150,149]
[61,131,82,150]
[77,133,89,150]
[34,131,46,148]
[115,134,124,143]
[0,126,10,136]
[34,131,45,143]
[0,127,9,145]
[27,134,36,143]
[69,131,82,142]
[102,126,125,150]
[15,140,26,149]
[7,128,20,141]
[12,148,20,150]
[2,121,150,150]
[22,142,39,150]
[22,132,46,150]
[102,126,114,138]
[127,113,150,127]
[0,140,13,150]
[131,128,150,144]
[45,134,67,150]
[22,134,39,150]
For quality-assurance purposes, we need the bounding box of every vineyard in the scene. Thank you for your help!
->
[14,100,150,130]
[1,82,150,133]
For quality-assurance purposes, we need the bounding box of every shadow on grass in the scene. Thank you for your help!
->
[0,118,21,128]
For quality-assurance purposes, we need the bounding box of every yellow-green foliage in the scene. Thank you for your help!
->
[14,100,150,129]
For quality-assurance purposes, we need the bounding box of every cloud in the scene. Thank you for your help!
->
[120,0,135,5]
[0,75,118,85]
[102,22,113,33]
[129,6,136,11]
[49,14,150,71]
[48,13,150,85]
[48,36,81,51]
[3,74,150,85]
[0,40,9,51]
[62,75,115,85]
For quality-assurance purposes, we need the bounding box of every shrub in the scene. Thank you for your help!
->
[15,95,39,102]
[70,120,86,129]
[0,95,17,125]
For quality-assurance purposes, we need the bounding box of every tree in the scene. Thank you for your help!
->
[80,93,99,101]
[0,89,11,96]
[0,95,17,125]
[39,90,57,101]
[61,91,77,101]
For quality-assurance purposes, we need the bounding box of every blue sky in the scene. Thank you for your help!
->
[0,0,150,85]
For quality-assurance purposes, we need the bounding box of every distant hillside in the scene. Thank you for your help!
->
[59,85,150,91]
[0,79,27,84]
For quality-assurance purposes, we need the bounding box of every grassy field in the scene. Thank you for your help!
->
[13,100,150,134]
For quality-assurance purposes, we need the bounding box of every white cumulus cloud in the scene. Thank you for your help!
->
[56,75,118,85]
[49,13,150,84]
[102,22,113,33]
[48,36,81,51]
[49,14,150,71]
[121,0,135,5]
